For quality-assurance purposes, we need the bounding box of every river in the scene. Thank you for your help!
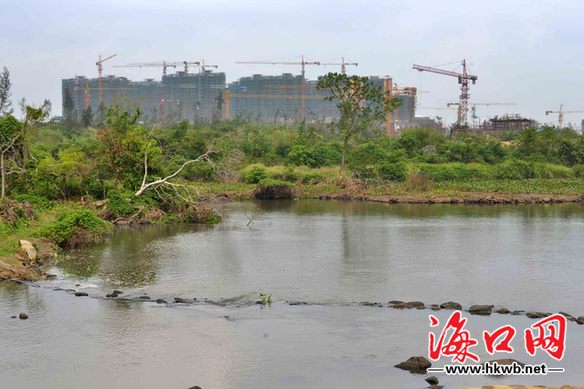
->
[1,200,583,388]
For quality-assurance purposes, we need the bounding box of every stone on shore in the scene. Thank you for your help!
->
[19,240,37,262]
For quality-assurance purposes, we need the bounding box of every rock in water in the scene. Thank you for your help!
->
[19,240,37,262]
[394,356,431,373]
[468,304,493,315]
[18,313,28,320]
[74,292,89,297]
[156,299,167,304]
[440,301,462,310]
[425,376,439,385]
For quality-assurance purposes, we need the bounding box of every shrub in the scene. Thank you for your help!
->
[183,161,216,181]
[107,189,137,217]
[42,210,112,248]
[254,179,294,200]
[243,166,268,184]
[494,159,535,180]
[533,163,574,179]
[375,162,407,182]
[287,145,316,167]
[574,165,584,177]
[12,195,55,212]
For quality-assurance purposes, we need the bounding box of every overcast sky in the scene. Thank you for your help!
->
[1,0,583,126]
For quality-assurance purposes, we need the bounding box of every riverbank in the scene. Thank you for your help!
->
[196,178,584,204]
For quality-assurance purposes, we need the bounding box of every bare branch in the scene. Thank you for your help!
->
[135,149,214,197]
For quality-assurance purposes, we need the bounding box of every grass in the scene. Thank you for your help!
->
[0,202,84,265]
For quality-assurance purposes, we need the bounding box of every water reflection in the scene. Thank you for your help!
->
[56,200,584,313]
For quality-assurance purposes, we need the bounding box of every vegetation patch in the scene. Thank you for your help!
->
[254,179,294,200]
[41,209,112,249]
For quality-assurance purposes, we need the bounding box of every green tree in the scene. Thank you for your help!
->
[82,106,93,127]
[0,67,12,116]
[0,115,22,198]
[317,72,400,166]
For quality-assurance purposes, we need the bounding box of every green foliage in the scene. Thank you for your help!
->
[414,163,492,182]
[107,189,137,217]
[41,209,112,247]
[375,162,407,182]
[494,159,535,180]
[257,178,294,188]
[243,166,268,184]
[12,194,55,212]
[0,114,21,145]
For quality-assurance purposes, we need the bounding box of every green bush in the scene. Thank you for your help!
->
[12,194,56,212]
[287,145,315,167]
[41,210,112,248]
[243,166,268,184]
[183,161,216,181]
[107,189,137,217]
[494,159,535,180]
[375,162,406,182]
[533,163,575,179]
[574,165,584,177]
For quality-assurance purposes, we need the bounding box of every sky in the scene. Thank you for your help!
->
[1,0,583,127]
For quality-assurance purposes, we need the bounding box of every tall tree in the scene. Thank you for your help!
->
[81,106,93,127]
[0,115,22,198]
[317,72,400,166]
[0,67,13,116]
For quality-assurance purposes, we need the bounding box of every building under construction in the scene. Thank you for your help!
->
[225,74,417,131]
[62,69,417,132]
[62,70,226,123]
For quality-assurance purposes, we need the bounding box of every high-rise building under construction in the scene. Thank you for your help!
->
[62,70,417,131]
[62,70,226,123]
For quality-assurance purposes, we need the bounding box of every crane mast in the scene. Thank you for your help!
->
[413,60,477,128]
[96,53,117,105]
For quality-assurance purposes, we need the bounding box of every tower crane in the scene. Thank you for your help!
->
[320,57,358,74]
[96,53,117,105]
[113,60,216,76]
[236,55,321,119]
[412,60,478,128]
[545,105,584,128]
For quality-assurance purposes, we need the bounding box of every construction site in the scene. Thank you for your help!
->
[62,55,562,135]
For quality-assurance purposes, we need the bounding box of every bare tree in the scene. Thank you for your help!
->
[135,149,214,197]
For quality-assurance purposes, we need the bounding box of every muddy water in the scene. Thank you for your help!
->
[1,200,584,388]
